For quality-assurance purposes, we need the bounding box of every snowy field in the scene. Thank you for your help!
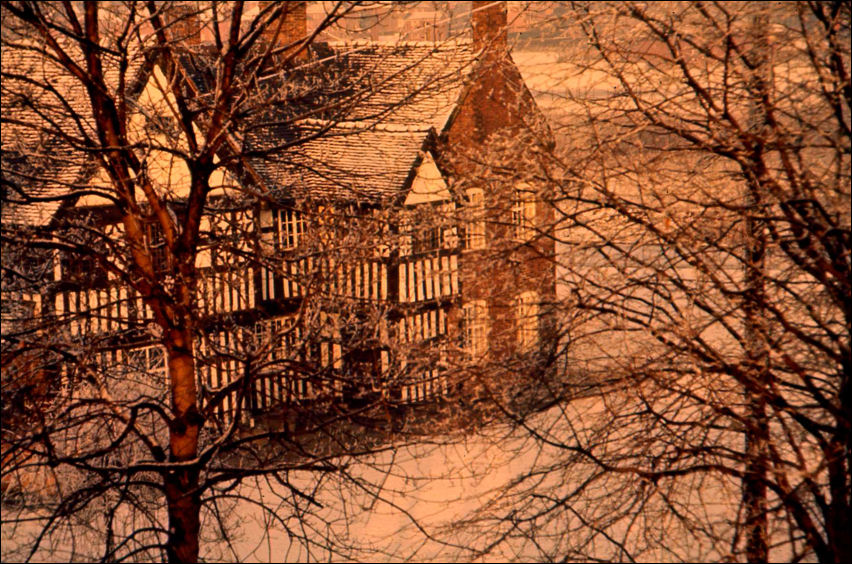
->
[205,391,741,563]
[3,391,742,562]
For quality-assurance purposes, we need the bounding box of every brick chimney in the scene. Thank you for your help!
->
[167,2,202,46]
[259,1,307,62]
[471,1,507,53]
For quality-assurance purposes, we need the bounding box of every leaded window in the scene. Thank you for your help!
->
[512,187,536,241]
[461,300,487,357]
[464,188,485,250]
[516,291,539,350]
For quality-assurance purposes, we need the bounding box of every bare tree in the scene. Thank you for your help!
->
[0,2,489,561]
[445,1,850,562]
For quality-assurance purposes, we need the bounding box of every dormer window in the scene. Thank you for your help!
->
[277,208,305,250]
[401,213,446,256]
[261,207,305,252]
[61,250,104,286]
[413,226,441,254]
[60,227,108,286]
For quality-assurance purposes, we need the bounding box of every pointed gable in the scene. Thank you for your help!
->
[404,152,449,206]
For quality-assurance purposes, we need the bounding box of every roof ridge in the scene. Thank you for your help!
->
[325,39,473,49]
[297,118,431,134]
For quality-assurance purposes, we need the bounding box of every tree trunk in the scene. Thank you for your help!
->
[743,392,769,563]
[165,467,201,563]
[164,327,202,563]
[742,178,769,564]
[742,13,770,561]
[827,354,851,564]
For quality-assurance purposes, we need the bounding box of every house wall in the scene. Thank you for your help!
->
[438,49,557,375]
[11,1,557,421]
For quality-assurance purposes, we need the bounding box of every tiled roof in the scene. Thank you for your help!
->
[1,35,147,227]
[2,37,480,223]
[1,42,86,226]
[1,150,88,227]
[317,40,476,129]
[248,120,429,202]
[242,41,477,200]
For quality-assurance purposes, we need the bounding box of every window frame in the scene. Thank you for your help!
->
[516,291,539,350]
[124,345,167,379]
[145,221,169,275]
[412,225,441,254]
[512,186,536,242]
[277,208,305,251]
[461,299,488,357]
[253,316,298,364]
[464,188,486,250]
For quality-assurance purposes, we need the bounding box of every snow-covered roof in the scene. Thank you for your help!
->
[243,40,479,201]
[318,40,476,130]
[1,37,481,223]
[248,120,430,202]
[1,36,147,227]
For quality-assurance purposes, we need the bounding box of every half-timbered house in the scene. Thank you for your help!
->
[1,1,555,424]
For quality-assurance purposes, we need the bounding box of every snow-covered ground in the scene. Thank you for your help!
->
[3,393,743,563]
[199,390,740,563]
[4,419,536,562]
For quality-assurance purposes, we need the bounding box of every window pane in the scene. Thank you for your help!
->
[465,189,485,250]
[461,300,487,356]
[513,189,536,241]
[278,209,304,250]
[516,291,539,349]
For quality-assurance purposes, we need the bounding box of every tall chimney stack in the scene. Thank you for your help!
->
[259,1,308,62]
[471,1,507,53]
[167,2,202,46]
